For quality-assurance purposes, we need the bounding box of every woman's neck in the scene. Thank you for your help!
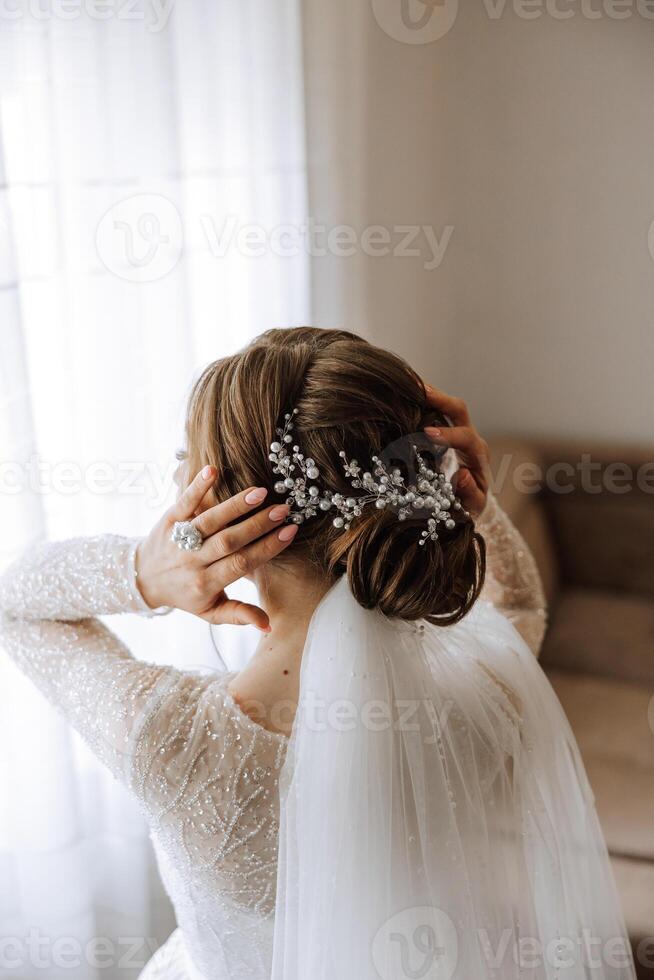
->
[227,563,333,736]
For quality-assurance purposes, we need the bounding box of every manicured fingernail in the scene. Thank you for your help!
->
[245,487,268,505]
[424,427,441,437]
[269,505,289,522]
[278,524,298,542]
[202,465,214,480]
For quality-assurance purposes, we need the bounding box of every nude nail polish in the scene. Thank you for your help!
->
[245,487,268,505]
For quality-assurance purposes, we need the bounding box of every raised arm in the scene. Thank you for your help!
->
[475,494,547,656]
[0,470,299,802]
[422,383,547,657]
[0,534,156,621]
[0,534,184,788]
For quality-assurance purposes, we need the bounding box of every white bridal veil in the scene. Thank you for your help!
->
[271,577,635,980]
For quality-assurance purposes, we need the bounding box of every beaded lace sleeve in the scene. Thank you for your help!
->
[0,536,211,795]
[475,494,547,657]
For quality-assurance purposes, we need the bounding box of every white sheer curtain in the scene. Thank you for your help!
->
[0,3,309,977]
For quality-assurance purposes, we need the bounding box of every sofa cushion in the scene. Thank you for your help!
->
[542,588,654,687]
[547,669,654,862]
[545,490,654,600]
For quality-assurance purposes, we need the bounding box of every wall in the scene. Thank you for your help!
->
[302,1,654,443]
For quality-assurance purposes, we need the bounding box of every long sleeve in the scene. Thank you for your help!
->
[0,534,155,621]
[475,494,547,657]
[0,534,289,963]
[0,535,195,794]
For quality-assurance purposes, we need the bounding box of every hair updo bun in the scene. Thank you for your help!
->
[329,503,485,625]
[185,326,486,626]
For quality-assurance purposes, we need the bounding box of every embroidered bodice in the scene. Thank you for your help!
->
[0,495,546,979]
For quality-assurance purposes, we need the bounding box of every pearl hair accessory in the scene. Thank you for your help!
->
[269,409,467,545]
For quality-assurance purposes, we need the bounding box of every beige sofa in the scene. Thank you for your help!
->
[490,437,654,978]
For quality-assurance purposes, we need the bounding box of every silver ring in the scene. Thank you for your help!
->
[171,520,204,552]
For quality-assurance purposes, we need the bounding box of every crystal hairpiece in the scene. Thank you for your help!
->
[269,409,467,545]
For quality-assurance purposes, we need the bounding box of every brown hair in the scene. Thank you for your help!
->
[185,327,485,625]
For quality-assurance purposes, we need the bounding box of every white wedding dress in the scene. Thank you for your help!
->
[0,496,635,979]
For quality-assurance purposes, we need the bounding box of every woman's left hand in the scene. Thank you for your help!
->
[422,383,490,518]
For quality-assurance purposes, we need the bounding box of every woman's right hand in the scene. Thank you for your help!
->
[135,467,297,632]
[423,384,491,518]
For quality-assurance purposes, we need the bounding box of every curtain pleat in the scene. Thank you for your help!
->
[0,4,309,977]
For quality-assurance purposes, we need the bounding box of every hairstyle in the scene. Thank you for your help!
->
[184,327,485,625]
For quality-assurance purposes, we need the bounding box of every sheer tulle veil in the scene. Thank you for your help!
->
[271,577,635,980]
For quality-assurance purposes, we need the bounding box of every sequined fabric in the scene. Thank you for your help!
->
[0,497,546,979]
[476,493,547,656]
[0,535,288,979]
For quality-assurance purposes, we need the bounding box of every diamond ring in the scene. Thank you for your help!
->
[171,520,204,552]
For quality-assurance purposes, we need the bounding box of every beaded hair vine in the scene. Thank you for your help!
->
[269,409,467,545]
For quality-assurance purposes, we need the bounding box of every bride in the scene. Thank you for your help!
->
[0,327,634,979]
